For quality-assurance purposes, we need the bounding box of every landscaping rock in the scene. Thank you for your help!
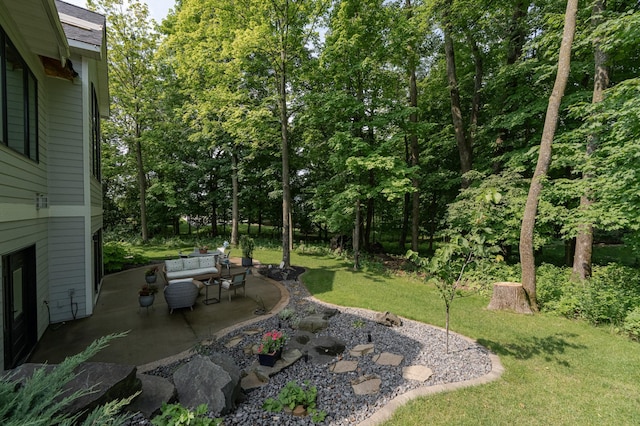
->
[373,352,404,366]
[351,374,381,395]
[173,355,240,415]
[11,362,141,422]
[310,335,346,358]
[126,373,177,418]
[375,311,403,327]
[402,365,433,382]
[350,343,375,357]
[297,314,329,332]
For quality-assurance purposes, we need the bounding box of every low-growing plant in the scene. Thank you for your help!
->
[151,403,221,426]
[278,307,296,321]
[352,318,366,328]
[262,380,326,423]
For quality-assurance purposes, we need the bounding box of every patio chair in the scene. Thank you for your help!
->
[220,269,248,301]
[164,278,200,313]
[217,246,232,277]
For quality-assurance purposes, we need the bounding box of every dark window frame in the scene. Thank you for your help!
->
[90,83,101,179]
[0,26,38,162]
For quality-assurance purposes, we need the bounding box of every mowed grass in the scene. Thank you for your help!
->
[281,250,640,425]
[142,246,640,424]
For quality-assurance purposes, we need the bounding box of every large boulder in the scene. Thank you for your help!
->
[10,362,141,421]
[173,355,241,415]
[375,311,403,327]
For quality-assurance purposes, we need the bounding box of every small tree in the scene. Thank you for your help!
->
[408,233,492,353]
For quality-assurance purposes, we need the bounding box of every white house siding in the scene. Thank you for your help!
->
[46,76,84,205]
[0,12,51,370]
[47,217,87,323]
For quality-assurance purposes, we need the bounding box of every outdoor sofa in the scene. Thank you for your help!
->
[162,256,219,281]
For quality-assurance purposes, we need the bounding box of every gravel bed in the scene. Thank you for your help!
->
[144,275,493,425]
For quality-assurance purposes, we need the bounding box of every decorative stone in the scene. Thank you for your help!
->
[293,405,307,417]
[225,335,243,348]
[351,374,381,395]
[240,371,268,390]
[402,365,434,382]
[242,327,263,336]
[311,336,346,357]
[322,308,339,319]
[329,360,358,373]
[373,352,404,366]
[350,343,374,357]
[173,355,241,415]
[375,311,403,327]
[297,314,329,332]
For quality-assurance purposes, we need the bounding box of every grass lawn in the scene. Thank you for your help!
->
[142,245,640,424]
[281,250,639,425]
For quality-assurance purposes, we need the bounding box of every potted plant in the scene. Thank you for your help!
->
[138,283,158,308]
[199,245,209,254]
[257,329,287,366]
[240,235,255,267]
[144,267,158,284]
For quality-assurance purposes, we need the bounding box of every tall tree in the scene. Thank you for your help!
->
[520,0,579,311]
[572,0,608,279]
[89,0,159,241]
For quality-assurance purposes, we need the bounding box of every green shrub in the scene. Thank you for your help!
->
[151,403,221,426]
[536,263,573,314]
[623,307,640,341]
[578,264,640,325]
[103,241,147,272]
[263,380,326,423]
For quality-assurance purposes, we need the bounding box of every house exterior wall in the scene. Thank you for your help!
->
[0,2,106,370]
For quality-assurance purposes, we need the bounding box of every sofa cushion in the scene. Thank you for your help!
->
[168,278,193,286]
[199,256,216,268]
[165,259,184,272]
[182,257,200,270]
[165,267,218,281]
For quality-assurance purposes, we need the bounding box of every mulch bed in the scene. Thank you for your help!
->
[256,265,306,281]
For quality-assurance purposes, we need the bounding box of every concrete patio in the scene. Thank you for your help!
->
[28,259,286,367]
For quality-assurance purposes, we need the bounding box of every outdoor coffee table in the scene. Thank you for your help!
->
[201,278,221,305]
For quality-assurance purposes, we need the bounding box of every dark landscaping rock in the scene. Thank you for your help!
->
[173,355,240,415]
[298,314,329,332]
[126,373,177,419]
[11,362,141,422]
[310,335,346,364]
[322,308,340,319]
[375,311,403,327]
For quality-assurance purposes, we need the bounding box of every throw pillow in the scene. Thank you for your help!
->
[165,259,183,272]
[183,257,200,270]
[199,256,216,268]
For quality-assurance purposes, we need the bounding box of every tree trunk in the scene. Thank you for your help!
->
[279,47,291,269]
[487,282,534,314]
[520,0,578,311]
[573,0,608,280]
[493,1,527,174]
[231,151,239,246]
[134,126,148,242]
[443,5,472,188]
[353,199,361,270]
[406,0,420,252]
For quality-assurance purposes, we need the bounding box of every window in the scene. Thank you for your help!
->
[90,84,100,179]
[1,26,38,161]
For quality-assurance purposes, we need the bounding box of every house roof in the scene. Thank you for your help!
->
[55,0,106,60]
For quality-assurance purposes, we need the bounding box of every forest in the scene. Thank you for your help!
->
[92,0,640,316]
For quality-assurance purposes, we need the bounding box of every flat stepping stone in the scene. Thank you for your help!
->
[402,365,433,382]
[242,327,263,336]
[350,343,374,357]
[373,352,403,366]
[329,360,358,373]
[351,374,381,395]
[240,371,268,390]
[225,336,243,348]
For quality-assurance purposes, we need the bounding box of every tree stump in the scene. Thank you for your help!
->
[487,282,533,314]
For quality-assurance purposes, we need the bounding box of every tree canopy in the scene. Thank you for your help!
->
[95,0,640,287]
